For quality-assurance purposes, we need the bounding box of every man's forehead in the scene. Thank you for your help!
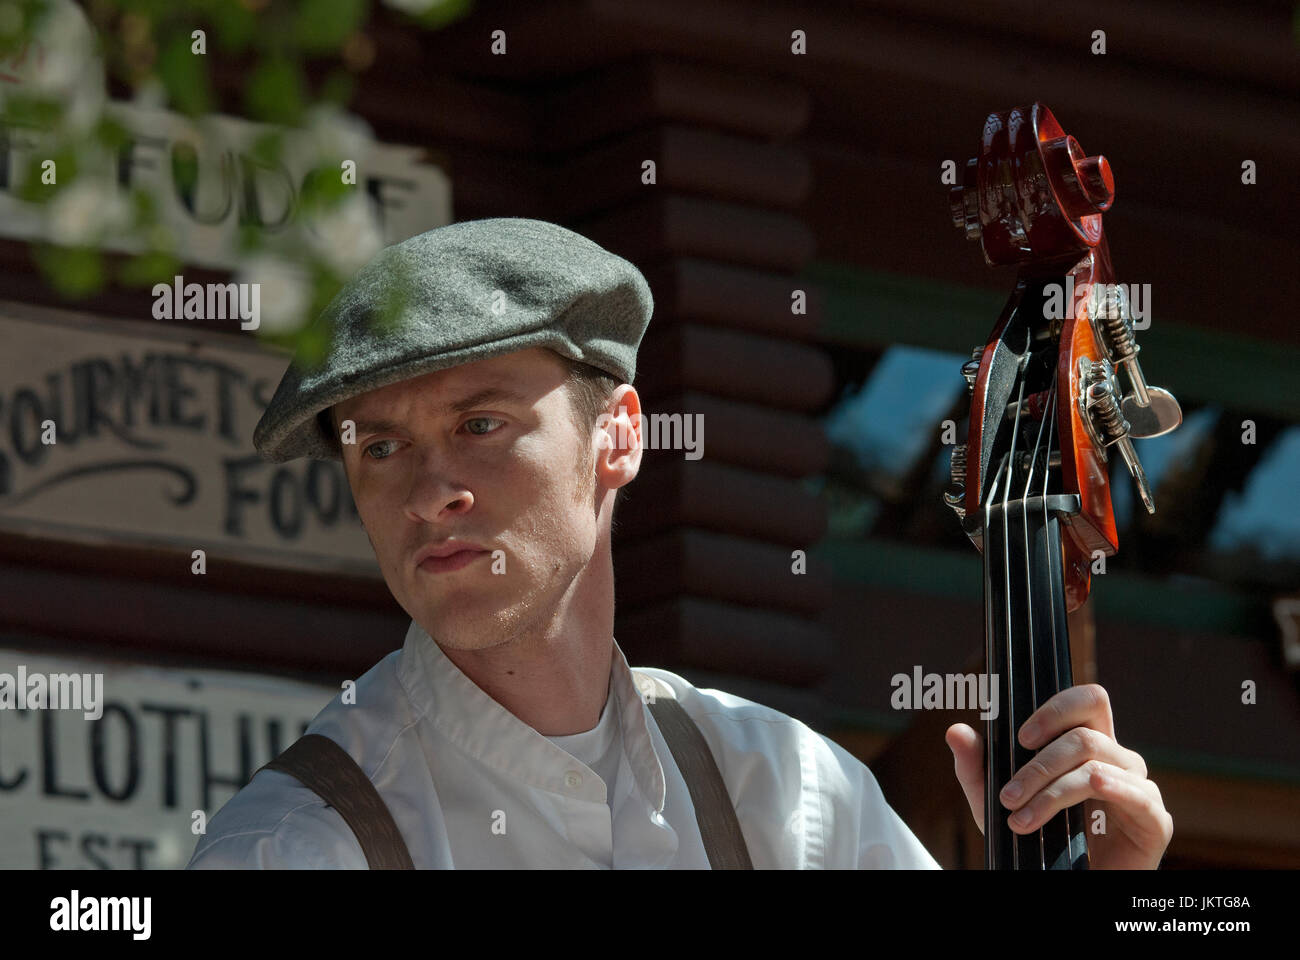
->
[334,348,566,421]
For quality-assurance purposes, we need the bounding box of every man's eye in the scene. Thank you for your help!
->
[463,417,503,436]
[364,439,398,459]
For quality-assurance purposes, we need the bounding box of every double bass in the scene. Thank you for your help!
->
[945,103,1182,869]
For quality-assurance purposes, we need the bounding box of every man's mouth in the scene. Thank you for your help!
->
[413,541,491,574]
[417,549,488,574]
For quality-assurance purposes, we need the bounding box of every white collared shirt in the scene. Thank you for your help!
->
[544,677,621,820]
[187,620,940,869]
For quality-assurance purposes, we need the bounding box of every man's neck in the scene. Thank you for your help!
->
[441,632,615,737]
[434,555,617,736]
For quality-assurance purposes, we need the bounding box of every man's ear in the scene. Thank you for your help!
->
[595,384,643,492]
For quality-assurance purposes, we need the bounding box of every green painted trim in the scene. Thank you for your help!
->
[815,537,982,596]
[805,260,1005,353]
[811,538,1266,636]
[802,260,1300,422]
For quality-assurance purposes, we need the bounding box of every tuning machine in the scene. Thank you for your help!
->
[1077,356,1158,513]
[1083,284,1182,439]
[961,347,981,391]
[943,348,983,521]
[943,443,968,520]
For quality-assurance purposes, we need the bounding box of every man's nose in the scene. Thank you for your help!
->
[403,456,475,522]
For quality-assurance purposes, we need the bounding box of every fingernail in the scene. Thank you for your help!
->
[1011,809,1032,827]
[1020,721,1040,745]
[1001,781,1022,803]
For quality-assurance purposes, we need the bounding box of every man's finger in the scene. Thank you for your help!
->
[999,725,1147,811]
[1017,683,1115,749]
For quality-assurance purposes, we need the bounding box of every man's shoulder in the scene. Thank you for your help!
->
[633,666,806,728]
[631,665,830,765]
[630,665,887,812]
[188,649,416,869]
[632,665,941,869]
[186,768,367,869]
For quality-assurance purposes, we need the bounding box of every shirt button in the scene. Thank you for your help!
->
[564,770,582,789]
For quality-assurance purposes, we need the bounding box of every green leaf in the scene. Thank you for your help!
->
[15,143,77,201]
[130,186,159,226]
[275,320,331,371]
[309,266,344,317]
[245,56,305,125]
[0,91,62,130]
[319,69,355,106]
[294,0,367,53]
[121,0,178,18]
[411,0,475,29]
[206,0,257,52]
[299,163,350,214]
[235,221,264,255]
[33,244,105,298]
[118,249,182,287]
[247,129,285,168]
[94,115,132,152]
[157,29,213,117]
[0,0,35,59]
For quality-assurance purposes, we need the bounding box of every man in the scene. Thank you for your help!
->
[187,217,1172,869]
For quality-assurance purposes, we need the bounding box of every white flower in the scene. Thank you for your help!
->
[2,0,107,135]
[303,190,385,277]
[286,103,375,170]
[47,176,129,246]
[235,254,312,335]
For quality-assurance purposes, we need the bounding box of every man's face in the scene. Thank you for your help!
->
[332,348,624,651]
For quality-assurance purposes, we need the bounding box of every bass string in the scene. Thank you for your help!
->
[1041,373,1063,860]
[983,448,1006,868]
[1000,336,1031,869]
[1020,361,1057,868]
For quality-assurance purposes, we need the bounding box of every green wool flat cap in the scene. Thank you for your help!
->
[252,217,654,462]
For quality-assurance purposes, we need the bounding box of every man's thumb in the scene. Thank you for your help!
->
[945,723,986,831]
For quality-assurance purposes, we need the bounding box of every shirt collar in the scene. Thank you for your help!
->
[395,619,667,812]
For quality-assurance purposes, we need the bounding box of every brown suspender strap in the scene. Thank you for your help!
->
[647,695,754,870]
[258,733,414,870]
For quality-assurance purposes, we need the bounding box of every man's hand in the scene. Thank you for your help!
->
[945,683,1173,869]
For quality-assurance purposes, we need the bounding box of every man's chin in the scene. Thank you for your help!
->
[410,604,526,651]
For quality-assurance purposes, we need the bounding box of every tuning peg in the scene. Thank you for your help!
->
[1112,431,1155,514]
[1123,385,1182,439]
[1085,284,1183,438]
[943,444,968,520]
[961,349,981,391]
[1084,376,1155,514]
[950,159,980,241]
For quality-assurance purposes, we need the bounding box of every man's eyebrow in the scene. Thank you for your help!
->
[443,386,529,415]
[344,387,530,437]
[346,416,404,438]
